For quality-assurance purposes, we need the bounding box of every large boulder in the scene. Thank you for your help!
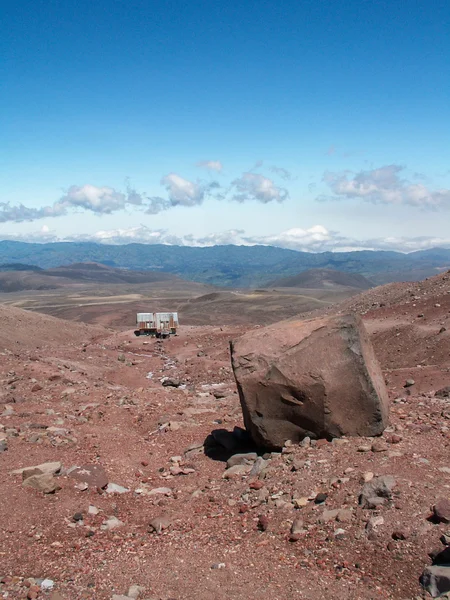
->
[230,314,389,449]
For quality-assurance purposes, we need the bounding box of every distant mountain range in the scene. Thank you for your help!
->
[0,240,449,288]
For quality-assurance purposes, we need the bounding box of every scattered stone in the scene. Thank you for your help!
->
[404,379,415,387]
[293,497,309,509]
[315,492,328,504]
[149,515,172,534]
[359,475,396,509]
[118,354,126,362]
[40,579,54,591]
[319,509,339,523]
[0,439,7,452]
[162,378,181,388]
[357,445,371,453]
[257,515,269,531]
[105,483,130,494]
[226,452,258,468]
[101,516,124,531]
[392,530,407,540]
[371,440,388,452]
[362,472,374,483]
[223,464,252,479]
[146,487,172,496]
[127,585,144,600]
[249,457,268,477]
[337,509,353,523]
[334,528,346,539]
[433,499,450,524]
[436,387,450,399]
[22,473,61,494]
[73,512,84,522]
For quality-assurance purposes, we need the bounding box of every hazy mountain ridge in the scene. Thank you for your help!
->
[1,241,449,287]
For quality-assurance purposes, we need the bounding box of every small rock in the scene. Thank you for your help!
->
[371,440,388,452]
[73,512,84,522]
[359,475,396,509]
[404,379,415,387]
[162,378,181,388]
[22,473,61,494]
[226,453,258,468]
[223,464,252,479]
[105,483,130,494]
[40,579,54,591]
[127,585,144,600]
[101,516,124,531]
[337,509,353,523]
[293,497,308,508]
[334,528,346,539]
[149,515,172,534]
[291,516,304,535]
[357,445,371,453]
[392,530,407,540]
[433,499,450,524]
[257,515,269,531]
[249,457,268,477]
[314,492,328,504]
[319,509,339,523]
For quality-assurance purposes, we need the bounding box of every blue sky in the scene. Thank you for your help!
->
[1,0,449,252]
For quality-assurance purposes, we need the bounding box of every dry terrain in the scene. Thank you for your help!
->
[0,271,449,599]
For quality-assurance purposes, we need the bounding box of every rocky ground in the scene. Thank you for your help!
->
[0,272,449,600]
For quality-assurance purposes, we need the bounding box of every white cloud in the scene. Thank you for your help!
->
[231,173,288,203]
[196,160,223,172]
[319,165,450,209]
[59,184,133,213]
[160,173,206,207]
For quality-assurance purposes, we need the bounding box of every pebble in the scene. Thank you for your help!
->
[149,515,172,534]
[257,515,269,531]
[371,440,388,452]
[101,516,124,531]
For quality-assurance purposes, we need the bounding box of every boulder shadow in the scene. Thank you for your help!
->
[203,426,261,462]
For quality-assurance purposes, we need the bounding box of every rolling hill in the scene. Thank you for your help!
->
[267,268,373,289]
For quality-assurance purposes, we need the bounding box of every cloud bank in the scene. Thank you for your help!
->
[2,224,449,254]
[319,165,450,209]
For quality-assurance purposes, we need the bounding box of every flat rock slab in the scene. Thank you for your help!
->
[12,461,62,477]
[231,313,389,449]
[68,464,108,489]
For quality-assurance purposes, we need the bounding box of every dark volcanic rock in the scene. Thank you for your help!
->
[230,313,389,449]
